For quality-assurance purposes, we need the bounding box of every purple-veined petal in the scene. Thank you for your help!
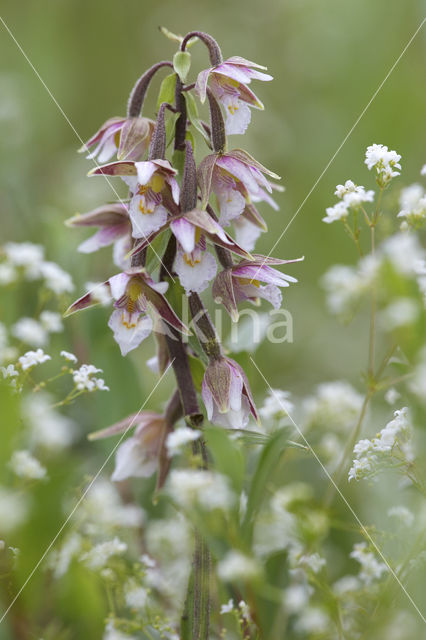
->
[78,223,129,254]
[212,269,239,322]
[195,67,212,103]
[88,161,137,177]
[152,159,177,175]
[227,361,243,413]
[232,264,296,285]
[201,378,214,420]
[118,117,154,160]
[129,199,168,239]
[113,235,132,270]
[227,357,259,422]
[204,358,231,414]
[64,282,111,316]
[225,56,269,70]
[168,176,180,204]
[216,156,260,194]
[108,308,153,356]
[170,218,197,253]
[233,217,263,252]
[80,117,123,151]
[174,248,217,294]
[224,101,252,135]
[225,149,280,180]
[111,437,157,481]
[66,203,128,228]
[109,272,131,300]
[140,281,189,334]
[198,154,219,208]
[96,134,119,163]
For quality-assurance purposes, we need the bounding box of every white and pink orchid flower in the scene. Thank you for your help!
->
[202,356,258,429]
[89,159,180,239]
[80,116,155,162]
[195,57,272,135]
[198,149,281,228]
[213,255,304,321]
[66,203,132,269]
[65,268,188,356]
[89,412,166,481]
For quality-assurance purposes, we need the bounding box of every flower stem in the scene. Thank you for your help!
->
[127,61,173,118]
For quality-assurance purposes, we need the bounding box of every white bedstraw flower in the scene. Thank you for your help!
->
[388,505,414,527]
[217,550,260,582]
[50,533,82,578]
[39,261,74,294]
[9,450,47,480]
[333,575,361,595]
[220,599,235,614]
[167,469,235,511]
[0,262,17,284]
[72,364,109,391]
[1,364,19,379]
[4,242,44,268]
[322,201,348,224]
[304,381,363,432]
[124,582,148,609]
[350,542,387,584]
[80,537,127,570]
[39,310,63,333]
[259,389,294,420]
[421,164,426,176]
[298,552,326,574]
[365,143,401,186]
[19,349,51,371]
[82,480,144,530]
[380,232,425,277]
[380,298,419,330]
[385,387,400,405]
[23,392,76,450]
[12,318,47,347]
[283,584,311,614]
[166,427,201,457]
[294,607,329,634]
[60,350,77,363]
[0,487,29,532]
[103,621,138,640]
[335,180,357,198]
[397,183,426,227]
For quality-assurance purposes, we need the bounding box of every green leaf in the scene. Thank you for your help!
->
[185,92,211,144]
[173,51,191,82]
[145,229,172,274]
[172,148,185,177]
[242,428,293,542]
[156,73,177,111]
[205,426,245,494]
[188,354,205,391]
[165,111,180,148]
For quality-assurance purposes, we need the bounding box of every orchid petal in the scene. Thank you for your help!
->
[170,218,196,253]
[108,309,153,356]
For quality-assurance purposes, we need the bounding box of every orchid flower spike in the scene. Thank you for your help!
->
[65,268,189,355]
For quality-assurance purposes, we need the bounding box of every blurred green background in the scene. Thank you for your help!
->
[1,1,426,638]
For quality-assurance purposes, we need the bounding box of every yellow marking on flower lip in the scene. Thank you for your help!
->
[183,253,201,267]
[150,174,165,193]
[126,279,144,313]
[228,103,239,115]
[121,312,137,329]
[238,277,259,287]
[138,198,154,215]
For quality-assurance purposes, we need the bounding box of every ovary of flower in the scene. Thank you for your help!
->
[19,349,51,371]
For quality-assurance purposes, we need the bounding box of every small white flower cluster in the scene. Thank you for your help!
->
[348,407,413,482]
[349,542,387,585]
[72,364,109,391]
[220,598,251,621]
[323,180,374,224]
[259,388,294,421]
[60,350,78,363]
[124,581,149,609]
[167,469,235,511]
[80,536,127,570]
[304,381,363,432]
[166,426,201,457]
[217,550,260,582]
[0,487,29,533]
[397,183,426,228]
[11,311,63,349]
[298,552,326,574]
[321,264,368,317]
[18,349,51,371]
[1,242,74,294]
[365,143,401,186]
[9,450,47,480]
[387,505,414,527]
[23,392,76,450]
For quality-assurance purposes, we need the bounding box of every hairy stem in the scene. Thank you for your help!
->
[127,61,173,118]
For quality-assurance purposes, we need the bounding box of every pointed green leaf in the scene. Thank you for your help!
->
[173,51,191,82]
[156,73,177,112]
